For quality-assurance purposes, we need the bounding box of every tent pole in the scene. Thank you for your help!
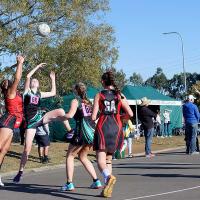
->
[135,100,139,135]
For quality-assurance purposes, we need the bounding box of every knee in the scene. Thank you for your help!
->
[67,151,76,159]
[57,108,65,116]
[78,152,86,162]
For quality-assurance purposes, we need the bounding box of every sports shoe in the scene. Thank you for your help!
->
[90,179,102,189]
[146,153,155,158]
[40,156,44,163]
[135,133,140,140]
[0,175,4,187]
[42,156,49,164]
[13,171,23,183]
[190,151,199,155]
[101,175,116,198]
[61,182,75,191]
[127,154,133,158]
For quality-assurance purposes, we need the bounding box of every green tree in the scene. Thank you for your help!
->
[0,0,109,54]
[0,0,119,95]
[129,72,143,86]
[168,72,200,99]
[145,67,168,93]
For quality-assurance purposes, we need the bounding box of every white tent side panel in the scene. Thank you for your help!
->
[127,100,182,106]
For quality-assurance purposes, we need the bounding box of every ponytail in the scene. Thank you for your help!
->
[102,71,124,99]
[74,82,91,104]
[0,79,12,97]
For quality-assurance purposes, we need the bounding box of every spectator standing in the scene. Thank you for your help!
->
[163,109,172,137]
[122,119,135,158]
[155,110,161,137]
[35,123,50,163]
[139,97,157,158]
[183,95,200,155]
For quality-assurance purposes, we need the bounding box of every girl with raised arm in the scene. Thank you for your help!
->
[92,71,133,198]
[0,55,25,186]
[13,63,66,183]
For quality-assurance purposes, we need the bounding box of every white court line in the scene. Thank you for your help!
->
[122,162,196,164]
[123,185,200,200]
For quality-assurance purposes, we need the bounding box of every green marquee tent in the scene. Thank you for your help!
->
[45,87,100,141]
[122,85,183,135]
[46,85,182,141]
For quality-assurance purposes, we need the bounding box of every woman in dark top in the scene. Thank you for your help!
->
[92,71,133,198]
[13,63,68,183]
[139,97,157,158]
[61,82,102,191]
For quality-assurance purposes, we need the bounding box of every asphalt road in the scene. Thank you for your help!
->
[1,149,200,200]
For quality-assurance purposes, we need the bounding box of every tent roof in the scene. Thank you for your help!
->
[87,87,100,99]
[122,85,177,101]
[63,86,99,102]
[62,86,181,106]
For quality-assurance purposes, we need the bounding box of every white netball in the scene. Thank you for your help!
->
[37,23,50,37]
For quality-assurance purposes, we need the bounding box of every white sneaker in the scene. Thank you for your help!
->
[0,176,4,187]
[190,151,199,155]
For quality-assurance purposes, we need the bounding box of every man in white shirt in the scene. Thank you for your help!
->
[163,109,172,137]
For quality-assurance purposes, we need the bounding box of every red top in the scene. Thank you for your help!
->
[5,92,23,117]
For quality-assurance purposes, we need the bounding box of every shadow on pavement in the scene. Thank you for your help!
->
[0,183,102,200]
[6,151,40,163]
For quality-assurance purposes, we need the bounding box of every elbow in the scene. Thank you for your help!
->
[52,88,56,96]
[129,111,134,118]
[66,113,73,119]
[51,90,56,96]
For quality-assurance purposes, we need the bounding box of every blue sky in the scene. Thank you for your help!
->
[106,0,200,80]
[1,1,200,81]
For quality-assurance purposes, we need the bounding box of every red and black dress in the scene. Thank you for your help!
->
[0,92,23,130]
[93,89,123,153]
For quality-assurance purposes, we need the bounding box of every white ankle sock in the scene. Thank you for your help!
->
[102,168,110,184]
[0,175,4,187]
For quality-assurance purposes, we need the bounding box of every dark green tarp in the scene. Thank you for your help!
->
[42,85,183,140]
[122,85,175,101]
[41,87,99,141]
[122,85,183,134]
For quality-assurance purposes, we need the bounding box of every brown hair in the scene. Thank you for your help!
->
[0,79,12,96]
[101,71,123,98]
[74,82,91,104]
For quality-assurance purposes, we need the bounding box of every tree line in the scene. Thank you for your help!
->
[0,0,117,95]
[0,1,199,105]
[128,67,200,102]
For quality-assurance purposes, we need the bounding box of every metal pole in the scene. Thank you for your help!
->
[163,32,187,93]
[135,100,139,135]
